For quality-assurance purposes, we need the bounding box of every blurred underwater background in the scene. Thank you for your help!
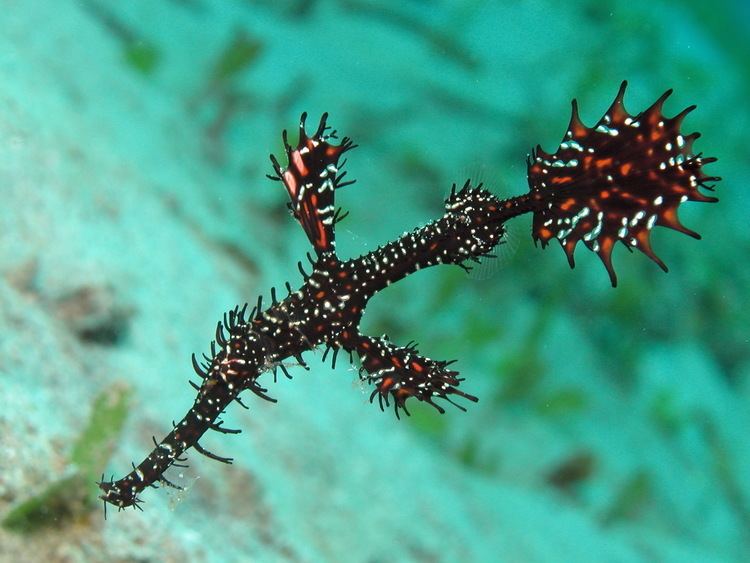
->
[0,0,748,561]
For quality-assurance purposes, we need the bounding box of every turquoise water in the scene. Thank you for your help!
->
[1,1,748,561]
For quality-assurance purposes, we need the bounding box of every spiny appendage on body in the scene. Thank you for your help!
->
[341,332,476,418]
[99,84,718,510]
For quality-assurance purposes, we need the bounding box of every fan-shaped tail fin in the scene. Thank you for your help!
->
[527,82,719,286]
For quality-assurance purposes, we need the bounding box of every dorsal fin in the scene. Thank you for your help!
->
[527,81,719,286]
[269,113,356,256]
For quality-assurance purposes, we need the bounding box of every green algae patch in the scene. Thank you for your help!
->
[602,470,653,525]
[211,29,264,85]
[123,40,161,75]
[1,474,90,533]
[2,384,131,533]
[71,382,132,483]
[535,387,588,417]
